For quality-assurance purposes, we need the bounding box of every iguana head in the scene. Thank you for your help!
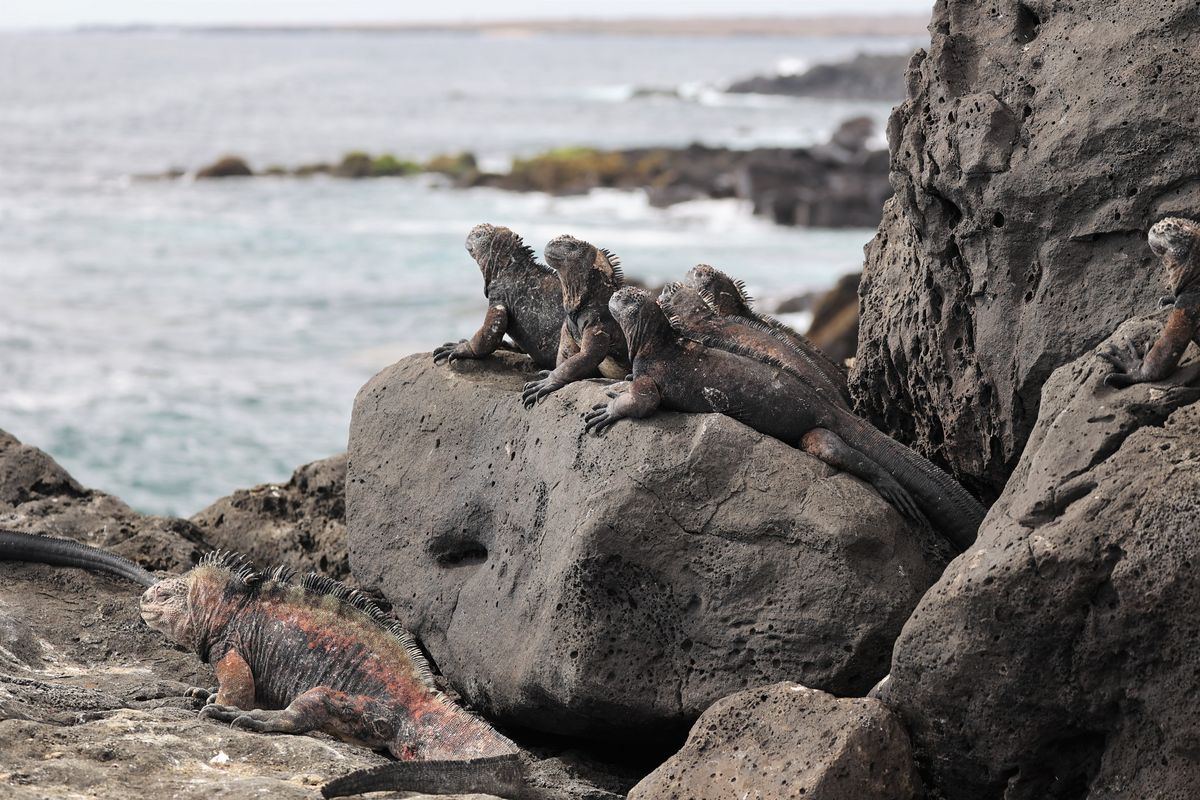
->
[686,264,755,318]
[140,574,197,647]
[464,223,538,294]
[545,234,623,311]
[610,286,672,356]
[657,282,717,332]
[1149,217,1200,295]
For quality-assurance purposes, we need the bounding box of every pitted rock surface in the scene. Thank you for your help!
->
[851,0,1200,499]
[629,682,920,800]
[882,315,1200,799]
[347,352,952,741]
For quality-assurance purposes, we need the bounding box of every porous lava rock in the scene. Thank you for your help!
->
[347,353,953,741]
[881,313,1200,799]
[851,0,1200,499]
[629,682,920,800]
[192,452,350,580]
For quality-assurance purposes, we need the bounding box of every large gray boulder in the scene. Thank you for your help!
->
[881,314,1200,799]
[629,682,921,800]
[347,352,952,741]
[852,0,1200,498]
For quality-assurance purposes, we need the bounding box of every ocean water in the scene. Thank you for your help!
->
[0,30,918,516]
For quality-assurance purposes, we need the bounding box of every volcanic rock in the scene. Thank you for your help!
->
[192,452,350,580]
[727,52,911,101]
[881,313,1200,799]
[629,682,920,800]
[805,272,861,365]
[851,0,1200,498]
[347,352,953,741]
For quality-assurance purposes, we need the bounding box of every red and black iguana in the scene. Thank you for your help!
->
[0,529,615,799]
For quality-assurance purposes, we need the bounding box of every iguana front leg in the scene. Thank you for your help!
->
[556,320,580,366]
[522,325,610,408]
[1103,293,1200,388]
[583,375,661,434]
[433,304,509,364]
[197,649,256,720]
[201,687,395,748]
[800,428,924,522]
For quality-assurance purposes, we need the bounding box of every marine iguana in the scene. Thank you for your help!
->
[685,264,852,405]
[583,287,986,550]
[433,224,564,370]
[0,529,584,799]
[657,281,850,410]
[521,235,630,408]
[1102,217,1200,388]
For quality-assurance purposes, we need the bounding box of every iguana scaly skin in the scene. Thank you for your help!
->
[658,281,850,410]
[434,224,564,370]
[521,235,630,407]
[686,264,852,405]
[1102,217,1200,388]
[583,288,985,550]
[1,530,597,799]
[136,552,536,784]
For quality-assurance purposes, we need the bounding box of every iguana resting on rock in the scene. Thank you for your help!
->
[0,530,607,800]
[1103,217,1200,388]
[433,224,564,369]
[521,235,631,408]
[685,264,852,406]
[658,281,850,409]
[583,288,985,550]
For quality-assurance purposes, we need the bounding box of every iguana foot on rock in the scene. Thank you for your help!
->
[1103,217,1200,388]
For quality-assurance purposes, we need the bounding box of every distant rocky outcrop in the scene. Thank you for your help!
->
[881,314,1200,799]
[630,682,921,800]
[851,0,1200,499]
[727,52,910,101]
[170,117,892,229]
[347,352,953,742]
[191,452,349,580]
[195,155,253,179]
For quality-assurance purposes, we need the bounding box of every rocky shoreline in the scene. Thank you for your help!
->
[6,1,1200,798]
[172,116,892,230]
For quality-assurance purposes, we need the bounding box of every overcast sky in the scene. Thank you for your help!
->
[2,1,935,29]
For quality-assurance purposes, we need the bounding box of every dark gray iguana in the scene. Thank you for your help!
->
[433,223,564,369]
[657,281,850,410]
[686,264,852,406]
[521,235,631,407]
[582,289,986,550]
[1102,217,1200,388]
[0,529,612,800]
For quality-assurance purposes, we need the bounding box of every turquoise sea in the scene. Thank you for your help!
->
[0,29,916,514]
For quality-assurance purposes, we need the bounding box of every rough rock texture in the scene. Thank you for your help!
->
[852,0,1200,499]
[0,430,631,799]
[727,52,911,100]
[191,452,350,580]
[629,682,920,800]
[806,272,862,365]
[0,430,207,573]
[347,353,953,742]
[882,314,1200,799]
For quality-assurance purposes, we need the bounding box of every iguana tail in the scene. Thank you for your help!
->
[0,528,159,587]
[831,414,987,551]
[321,754,529,799]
